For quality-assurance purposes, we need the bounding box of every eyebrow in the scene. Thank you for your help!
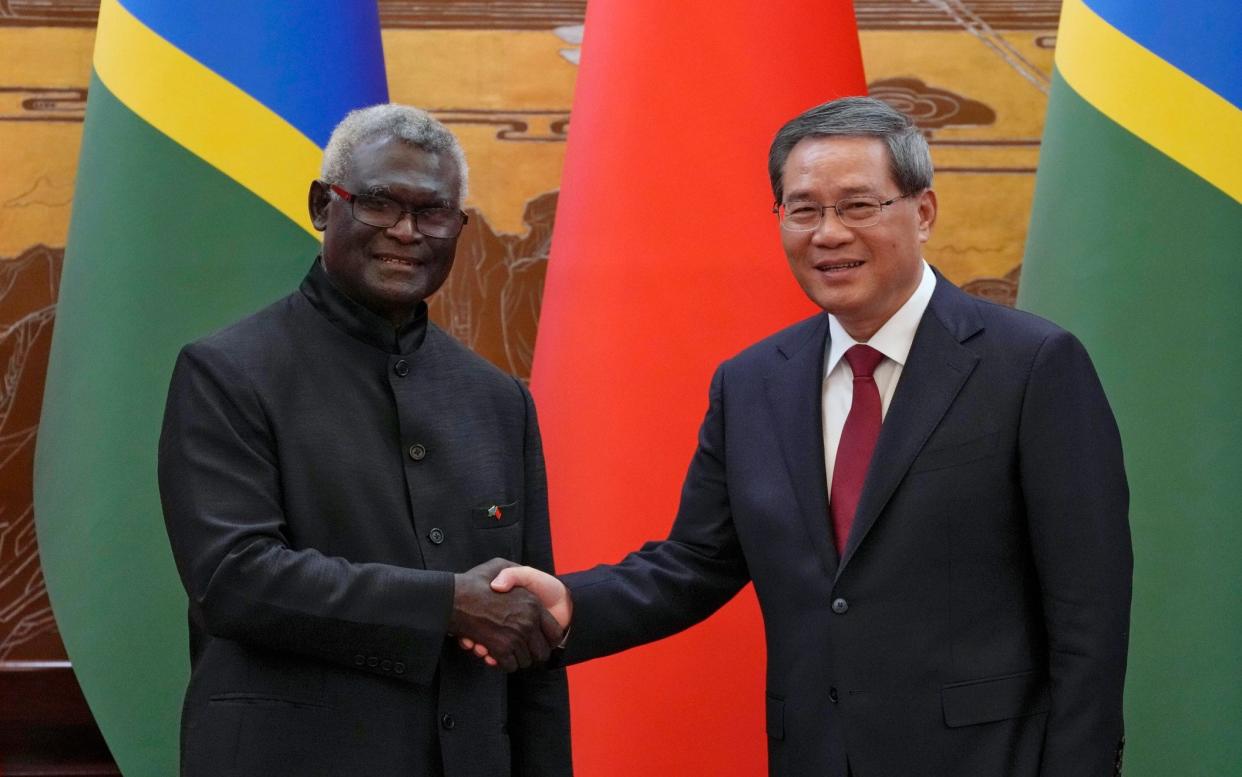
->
[363,186,452,208]
[784,184,878,202]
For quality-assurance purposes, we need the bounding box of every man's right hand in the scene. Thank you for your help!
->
[459,566,573,667]
[491,566,572,627]
[449,558,563,672]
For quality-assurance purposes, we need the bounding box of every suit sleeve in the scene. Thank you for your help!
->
[1019,330,1132,777]
[157,343,454,686]
[506,380,572,777]
[560,365,752,665]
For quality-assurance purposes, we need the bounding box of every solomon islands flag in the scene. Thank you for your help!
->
[1019,2,1242,774]
[33,2,386,774]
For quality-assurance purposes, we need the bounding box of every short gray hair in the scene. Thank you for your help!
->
[768,96,932,204]
[321,103,469,202]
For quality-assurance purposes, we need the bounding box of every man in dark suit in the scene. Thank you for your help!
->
[158,104,570,777]
[481,97,1131,777]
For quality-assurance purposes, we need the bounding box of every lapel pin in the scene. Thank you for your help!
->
[487,505,503,520]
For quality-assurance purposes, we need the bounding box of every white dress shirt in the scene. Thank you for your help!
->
[823,261,936,494]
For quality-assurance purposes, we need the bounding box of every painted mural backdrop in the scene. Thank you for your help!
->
[1,0,1057,682]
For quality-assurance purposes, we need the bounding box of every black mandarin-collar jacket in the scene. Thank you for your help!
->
[158,259,570,777]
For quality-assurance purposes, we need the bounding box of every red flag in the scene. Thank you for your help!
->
[533,2,865,773]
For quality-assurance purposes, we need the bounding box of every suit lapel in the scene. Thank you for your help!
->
[837,278,983,575]
[764,315,839,579]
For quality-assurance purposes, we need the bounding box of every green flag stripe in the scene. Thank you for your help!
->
[1020,68,1242,776]
[34,73,318,777]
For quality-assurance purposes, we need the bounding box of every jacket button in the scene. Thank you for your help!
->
[394,662,406,675]
[440,713,456,730]
[354,654,366,666]
[367,656,378,667]
[393,359,410,377]
[428,528,445,545]
[828,686,839,703]
[381,660,392,671]
[831,597,849,614]
[408,443,426,461]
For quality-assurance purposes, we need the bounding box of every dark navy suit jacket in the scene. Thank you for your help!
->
[561,274,1130,777]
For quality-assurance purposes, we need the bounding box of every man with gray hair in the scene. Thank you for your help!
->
[158,103,571,777]
[482,96,1131,777]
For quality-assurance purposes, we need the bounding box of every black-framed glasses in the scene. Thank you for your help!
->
[774,192,914,231]
[330,184,468,239]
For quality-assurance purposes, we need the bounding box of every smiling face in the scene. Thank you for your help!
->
[779,135,936,341]
[309,134,462,326]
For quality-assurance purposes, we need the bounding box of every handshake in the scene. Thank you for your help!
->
[449,559,572,672]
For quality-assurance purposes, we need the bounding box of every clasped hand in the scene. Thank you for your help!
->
[450,559,572,671]
[450,558,571,672]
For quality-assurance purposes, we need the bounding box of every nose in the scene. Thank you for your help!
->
[810,207,854,248]
[385,212,422,243]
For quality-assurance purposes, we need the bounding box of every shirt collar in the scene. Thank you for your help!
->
[299,257,429,355]
[825,260,936,376]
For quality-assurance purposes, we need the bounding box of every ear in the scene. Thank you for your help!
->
[308,180,331,232]
[915,188,937,243]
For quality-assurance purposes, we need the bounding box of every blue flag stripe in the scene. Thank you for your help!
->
[1082,0,1242,111]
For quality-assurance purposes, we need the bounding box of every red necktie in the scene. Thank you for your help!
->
[830,344,885,556]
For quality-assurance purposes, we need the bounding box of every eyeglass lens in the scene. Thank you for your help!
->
[781,197,886,230]
[353,195,464,238]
